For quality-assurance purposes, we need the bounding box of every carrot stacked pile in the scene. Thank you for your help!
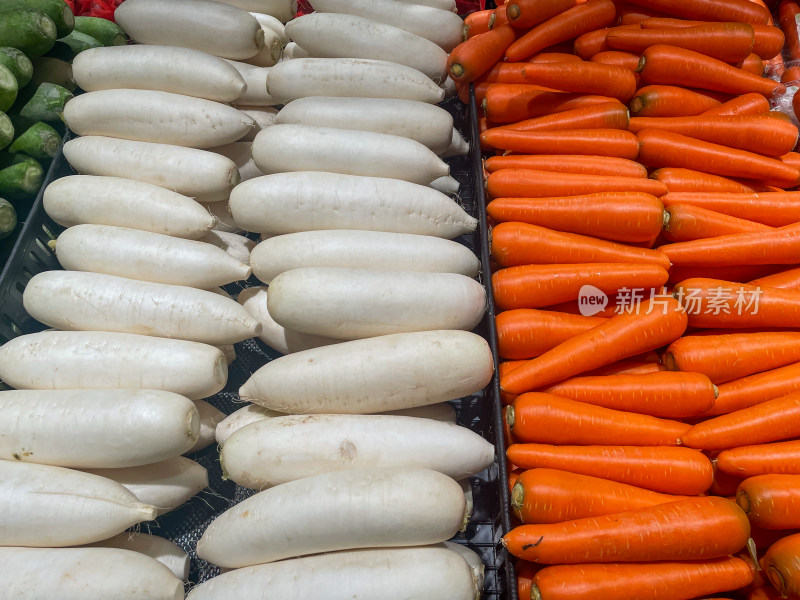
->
[449,0,800,598]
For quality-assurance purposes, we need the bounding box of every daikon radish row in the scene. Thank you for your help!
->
[0,389,200,468]
[430,175,460,195]
[310,0,464,51]
[238,286,341,353]
[83,457,209,516]
[237,106,277,141]
[229,172,476,237]
[285,13,448,81]
[266,58,445,104]
[83,533,190,581]
[282,41,310,59]
[252,124,449,184]
[267,267,486,340]
[0,331,227,399]
[239,330,493,413]
[197,467,467,567]
[217,0,297,22]
[250,230,479,282]
[221,414,494,488]
[64,90,255,149]
[0,461,156,546]
[216,344,236,364]
[43,176,216,239]
[188,399,225,454]
[383,403,458,422]
[186,547,476,600]
[63,137,240,203]
[241,26,283,67]
[250,12,288,44]
[443,128,470,158]
[441,541,486,592]
[209,141,263,181]
[54,225,251,288]
[238,66,280,106]
[73,46,247,103]
[275,96,453,153]
[199,230,255,265]
[115,0,265,60]
[200,202,241,234]
[0,547,184,600]
[23,271,261,345]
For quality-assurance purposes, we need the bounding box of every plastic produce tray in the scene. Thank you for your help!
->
[0,96,517,599]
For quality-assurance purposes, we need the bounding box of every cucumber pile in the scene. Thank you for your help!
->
[0,0,126,243]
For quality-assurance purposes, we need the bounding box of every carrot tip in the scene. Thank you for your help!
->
[450,63,464,79]
[507,4,520,19]
[511,481,524,510]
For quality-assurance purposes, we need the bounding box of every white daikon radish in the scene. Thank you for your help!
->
[23,271,261,345]
[44,175,215,239]
[238,67,279,106]
[252,124,449,183]
[73,45,247,102]
[430,175,460,195]
[200,201,242,234]
[461,479,475,521]
[394,0,457,10]
[186,547,476,600]
[84,457,209,516]
[441,74,457,98]
[217,343,236,364]
[0,461,156,546]
[208,141,263,181]
[115,0,265,60]
[54,224,251,288]
[188,399,225,454]
[197,467,466,567]
[238,286,340,354]
[443,127,470,158]
[64,90,255,149]
[0,547,184,600]
[251,230,480,283]
[242,27,283,67]
[0,331,227,399]
[239,330,494,413]
[268,267,486,339]
[285,14,448,81]
[441,541,486,593]
[251,12,288,44]
[386,402,457,422]
[309,0,464,51]
[282,41,310,59]
[84,533,190,581]
[200,230,255,265]
[63,136,239,202]
[0,389,200,468]
[237,106,277,141]
[221,414,495,488]
[217,0,297,21]
[266,58,445,103]
[275,96,453,153]
[229,172,476,237]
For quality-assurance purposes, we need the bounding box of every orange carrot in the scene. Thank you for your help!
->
[663,205,772,242]
[506,444,713,494]
[737,474,800,529]
[511,468,688,524]
[719,440,800,477]
[490,222,672,269]
[710,465,745,497]
[448,24,518,83]
[751,267,800,290]
[485,155,647,178]
[669,264,787,284]
[586,359,666,376]
[503,496,750,563]
[590,49,641,71]
[487,192,665,242]
[664,332,800,384]
[543,371,717,417]
[520,60,638,102]
[761,532,800,598]
[505,0,579,30]
[516,561,539,600]
[530,558,754,600]
[464,10,493,38]
[780,0,800,60]
[500,360,525,405]
[615,3,672,25]
[496,102,630,132]
[475,62,530,84]
[482,127,640,157]
[629,85,723,116]
[490,4,509,28]
[623,0,771,24]
[629,115,799,156]
[528,51,584,63]
[508,393,690,445]
[500,297,687,394]
[496,308,607,359]
[660,192,800,226]
[681,392,800,450]
[544,295,628,318]
[486,169,669,198]
[505,0,617,62]
[651,168,762,193]
[637,129,800,186]
[701,92,772,116]
[780,151,800,176]
[481,85,620,123]
[739,52,765,75]
[637,44,784,97]
[492,263,669,311]
[573,25,639,59]
[712,362,800,416]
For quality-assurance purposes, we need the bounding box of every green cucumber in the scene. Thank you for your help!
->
[30,57,75,91]
[0,11,58,58]
[0,47,33,88]
[9,121,59,161]
[0,155,43,201]
[0,112,13,151]
[57,30,102,56]
[0,198,17,240]
[0,65,18,113]
[0,0,74,38]
[73,16,125,47]
[18,82,72,123]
